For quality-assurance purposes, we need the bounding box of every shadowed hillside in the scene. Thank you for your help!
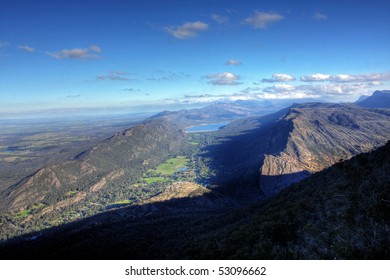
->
[1,141,388,259]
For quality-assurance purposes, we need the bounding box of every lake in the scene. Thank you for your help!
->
[185,122,228,133]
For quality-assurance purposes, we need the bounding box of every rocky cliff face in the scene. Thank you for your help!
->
[259,104,390,195]
[205,103,390,198]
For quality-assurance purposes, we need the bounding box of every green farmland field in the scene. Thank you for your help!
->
[156,157,189,175]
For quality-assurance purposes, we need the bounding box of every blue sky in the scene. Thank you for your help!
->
[1,0,389,116]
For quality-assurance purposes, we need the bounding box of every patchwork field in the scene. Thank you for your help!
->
[156,157,189,175]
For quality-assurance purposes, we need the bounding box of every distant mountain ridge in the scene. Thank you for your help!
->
[354,95,369,103]
[356,90,390,108]
[204,103,390,197]
[148,100,277,126]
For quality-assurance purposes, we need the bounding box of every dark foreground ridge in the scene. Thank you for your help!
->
[1,141,389,259]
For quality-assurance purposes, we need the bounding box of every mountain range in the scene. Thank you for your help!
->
[1,139,388,259]
[202,102,390,199]
[0,90,389,258]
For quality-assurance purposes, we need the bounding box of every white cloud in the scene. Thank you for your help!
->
[206,72,241,85]
[313,12,328,20]
[181,70,385,103]
[301,72,390,83]
[46,45,102,60]
[247,74,385,100]
[211,14,229,24]
[300,73,331,82]
[181,92,256,104]
[264,83,296,93]
[165,21,209,39]
[256,91,320,100]
[244,11,284,29]
[226,59,242,65]
[180,71,387,104]
[262,73,296,83]
[296,83,374,97]
[227,95,256,101]
[331,74,356,82]
[264,83,377,99]
[275,83,295,91]
[255,84,320,99]
[97,71,135,81]
[183,93,229,103]
[18,46,35,52]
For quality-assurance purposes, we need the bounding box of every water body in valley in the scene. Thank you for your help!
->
[185,122,229,133]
